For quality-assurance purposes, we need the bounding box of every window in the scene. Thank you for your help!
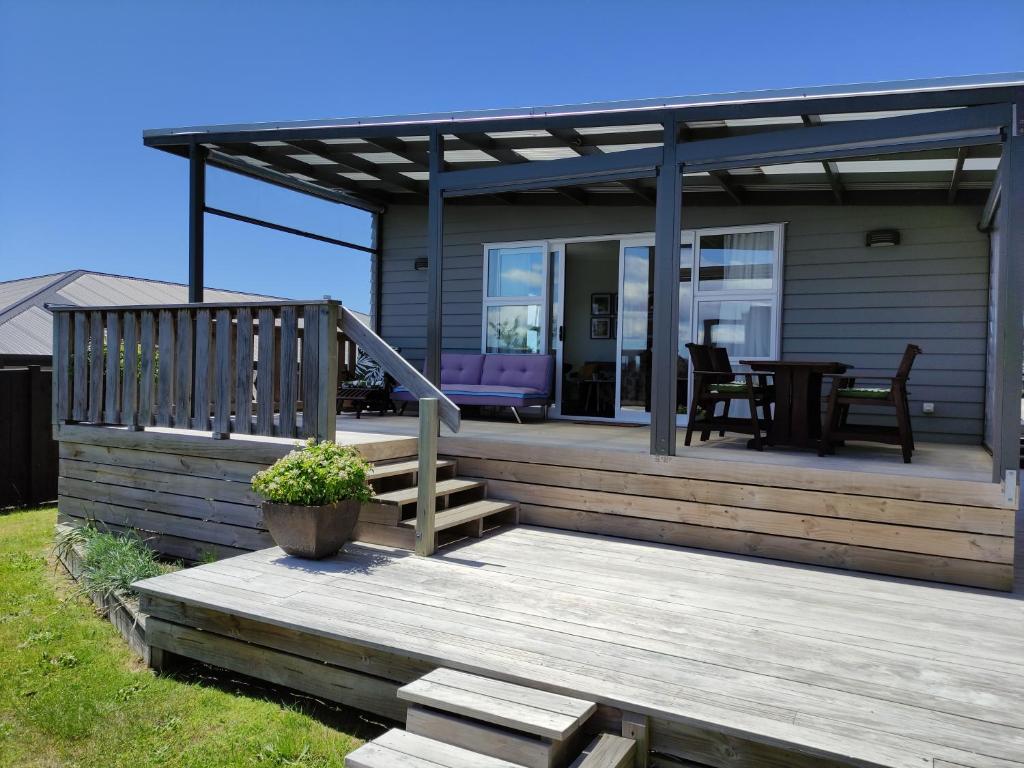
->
[482,243,547,354]
[698,230,775,292]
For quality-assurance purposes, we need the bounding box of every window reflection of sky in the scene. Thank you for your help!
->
[488,247,544,297]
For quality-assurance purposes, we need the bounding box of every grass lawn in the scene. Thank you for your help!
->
[0,506,375,768]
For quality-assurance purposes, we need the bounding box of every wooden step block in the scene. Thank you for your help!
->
[374,478,484,508]
[399,499,518,533]
[569,734,636,768]
[407,705,562,768]
[345,728,525,768]
[398,668,596,741]
[368,458,456,481]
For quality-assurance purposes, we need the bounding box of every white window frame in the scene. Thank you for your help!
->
[691,222,786,363]
[481,240,550,354]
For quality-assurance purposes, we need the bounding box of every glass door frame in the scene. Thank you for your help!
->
[516,224,785,423]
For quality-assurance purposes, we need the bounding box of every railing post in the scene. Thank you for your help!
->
[318,300,339,442]
[415,397,438,556]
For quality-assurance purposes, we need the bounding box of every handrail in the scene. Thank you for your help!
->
[338,305,460,433]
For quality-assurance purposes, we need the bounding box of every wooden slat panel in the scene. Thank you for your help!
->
[156,309,175,427]
[87,311,104,423]
[121,312,138,426]
[103,312,122,424]
[213,308,233,436]
[138,311,156,426]
[300,305,319,439]
[234,308,254,435]
[278,306,298,437]
[53,311,72,423]
[174,310,193,429]
[256,308,276,436]
[318,303,339,442]
[72,312,88,421]
[192,309,212,430]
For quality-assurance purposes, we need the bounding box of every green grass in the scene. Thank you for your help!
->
[0,507,374,768]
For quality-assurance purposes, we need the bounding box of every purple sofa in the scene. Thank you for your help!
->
[392,353,554,422]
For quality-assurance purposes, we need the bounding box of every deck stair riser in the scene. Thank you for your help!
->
[569,734,636,768]
[396,668,597,768]
[345,728,526,768]
[356,458,521,552]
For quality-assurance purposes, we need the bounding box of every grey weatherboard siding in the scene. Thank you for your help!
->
[377,205,989,444]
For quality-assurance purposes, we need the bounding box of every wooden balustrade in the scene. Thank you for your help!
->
[50,300,340,441]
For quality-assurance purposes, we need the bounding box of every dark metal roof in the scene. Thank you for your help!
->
[143,73,1024,211]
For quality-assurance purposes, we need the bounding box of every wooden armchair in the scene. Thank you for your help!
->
[819,344,922,463]
[684,343,774,451]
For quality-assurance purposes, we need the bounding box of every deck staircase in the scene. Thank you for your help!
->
[345,668,636,768]
[355,457,520,553]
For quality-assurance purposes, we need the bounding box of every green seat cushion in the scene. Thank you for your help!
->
[709,382,748,393]
[839,387,891,399]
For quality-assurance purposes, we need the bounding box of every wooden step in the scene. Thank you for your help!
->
[407,706,562,768]
[399,499,518,533]
[345,728,526,768]
[569,734,636,768]
[398,668,596,741]
[374,478,484,508]
[368,458,456,481]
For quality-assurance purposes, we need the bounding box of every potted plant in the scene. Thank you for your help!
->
[251,440,373,559]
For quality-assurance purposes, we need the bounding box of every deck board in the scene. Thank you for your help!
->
[135,527,1024,768]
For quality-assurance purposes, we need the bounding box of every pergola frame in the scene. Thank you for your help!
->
[153,75,1023,486]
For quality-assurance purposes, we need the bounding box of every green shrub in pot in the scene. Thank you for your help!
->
[252,440,374,559]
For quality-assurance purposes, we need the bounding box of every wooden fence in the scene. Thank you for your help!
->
[50,300,339,441]
[0,366,57,507]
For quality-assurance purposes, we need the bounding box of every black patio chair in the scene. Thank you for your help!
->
[819,344,922,463]
[684,343,774,451]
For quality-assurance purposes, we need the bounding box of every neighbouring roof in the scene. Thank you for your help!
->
[143,72,1024,210]
[0,271,297,357]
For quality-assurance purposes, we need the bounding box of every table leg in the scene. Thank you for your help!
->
[771,368,793,445]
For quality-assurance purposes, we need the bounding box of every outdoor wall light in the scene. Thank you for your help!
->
[413,257,428,271]
[866,229,901,247]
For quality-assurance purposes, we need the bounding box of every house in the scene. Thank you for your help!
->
[48,73,1024,768]
[0,270,288,367]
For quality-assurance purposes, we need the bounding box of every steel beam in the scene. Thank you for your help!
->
[947,146,968,204]
[548,128,656,204]
[143,82,1018,149]
[650,120,682,456]
[188,144,207,303]
[438,146,661,196]
[990,99,1024,484]
[980,158,1004,231]
[677,103,1010,171]
[708,170,743,204]
[371,210,383,334]
[205,149,387,212]
[203,206,377,253]
[424,130,444,386]
[801,115,844,203]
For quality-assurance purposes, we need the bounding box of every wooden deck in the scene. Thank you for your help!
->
[336,413,996,484]
[134,525,1024,768]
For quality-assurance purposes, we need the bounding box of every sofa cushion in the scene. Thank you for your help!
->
[481,354,553,394]
[440,353,484,386]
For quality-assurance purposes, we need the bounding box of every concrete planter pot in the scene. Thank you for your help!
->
[261,499,361,559]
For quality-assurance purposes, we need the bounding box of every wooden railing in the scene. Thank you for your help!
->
[50,300,340,441]
[337,305,460,433]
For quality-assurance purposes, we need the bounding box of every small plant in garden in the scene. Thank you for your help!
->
[252,440,373,506]
[53,525,176,602]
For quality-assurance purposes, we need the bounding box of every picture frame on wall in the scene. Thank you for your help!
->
[591,293,612,316]
[591,317,611,339]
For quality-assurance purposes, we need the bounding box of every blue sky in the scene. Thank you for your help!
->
[1,1,1021,313]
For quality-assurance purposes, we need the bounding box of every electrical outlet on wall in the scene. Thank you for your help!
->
[922,402,935,414]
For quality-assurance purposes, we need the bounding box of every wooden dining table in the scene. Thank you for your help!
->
[740,359,850,449]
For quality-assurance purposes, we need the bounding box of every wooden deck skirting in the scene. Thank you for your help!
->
[440,436,1017,591]
[55,421,1016,589]
[55,423,417,563]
